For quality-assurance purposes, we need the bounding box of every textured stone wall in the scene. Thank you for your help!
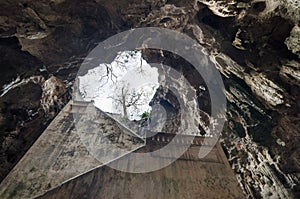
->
[0,0,299,197]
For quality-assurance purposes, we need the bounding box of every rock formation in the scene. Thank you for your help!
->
[0,0,299,198]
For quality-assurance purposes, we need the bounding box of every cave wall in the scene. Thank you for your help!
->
[0,0,299,198]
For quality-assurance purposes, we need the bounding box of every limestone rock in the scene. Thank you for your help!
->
[196,0,238,17]
[41,76,66,115]
[285,25,300,58]
[210,53,245,79]
[244,72,284,107]
[280,60,300,86]
[0,0,299,198]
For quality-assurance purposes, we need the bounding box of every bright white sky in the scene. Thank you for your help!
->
[78,51,159,121]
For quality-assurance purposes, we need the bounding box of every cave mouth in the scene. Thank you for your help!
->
[78,50,159,122]
[76,49,212,137]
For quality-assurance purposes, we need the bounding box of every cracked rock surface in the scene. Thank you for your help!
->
[0,0,299,198]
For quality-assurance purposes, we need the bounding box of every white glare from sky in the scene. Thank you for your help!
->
[78,51,159,121]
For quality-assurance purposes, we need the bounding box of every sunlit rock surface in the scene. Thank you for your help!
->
[280,60,300,86]
[210,52,245,78]
[285,25,300,58]
[244,72,285,107]
[41,76,66,115]
[196,0,238,17]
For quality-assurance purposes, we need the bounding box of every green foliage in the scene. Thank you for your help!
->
[141,111,150,119]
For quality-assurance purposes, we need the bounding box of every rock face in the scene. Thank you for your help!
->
[280,60,300,86]
[285,25,300,58]
[40,76,66,115]
[0,0,125,64]
[244,72,285,107]
[0,0,299,198]
[0,0,129,184]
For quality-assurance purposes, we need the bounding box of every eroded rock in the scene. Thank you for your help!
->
[280,60,300,86]
[210,52,245,78]
[41,76,66,115]
[244,72,285,107]
[196,0,238,17]
[0,0,299,198]
[285,25,300,58]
